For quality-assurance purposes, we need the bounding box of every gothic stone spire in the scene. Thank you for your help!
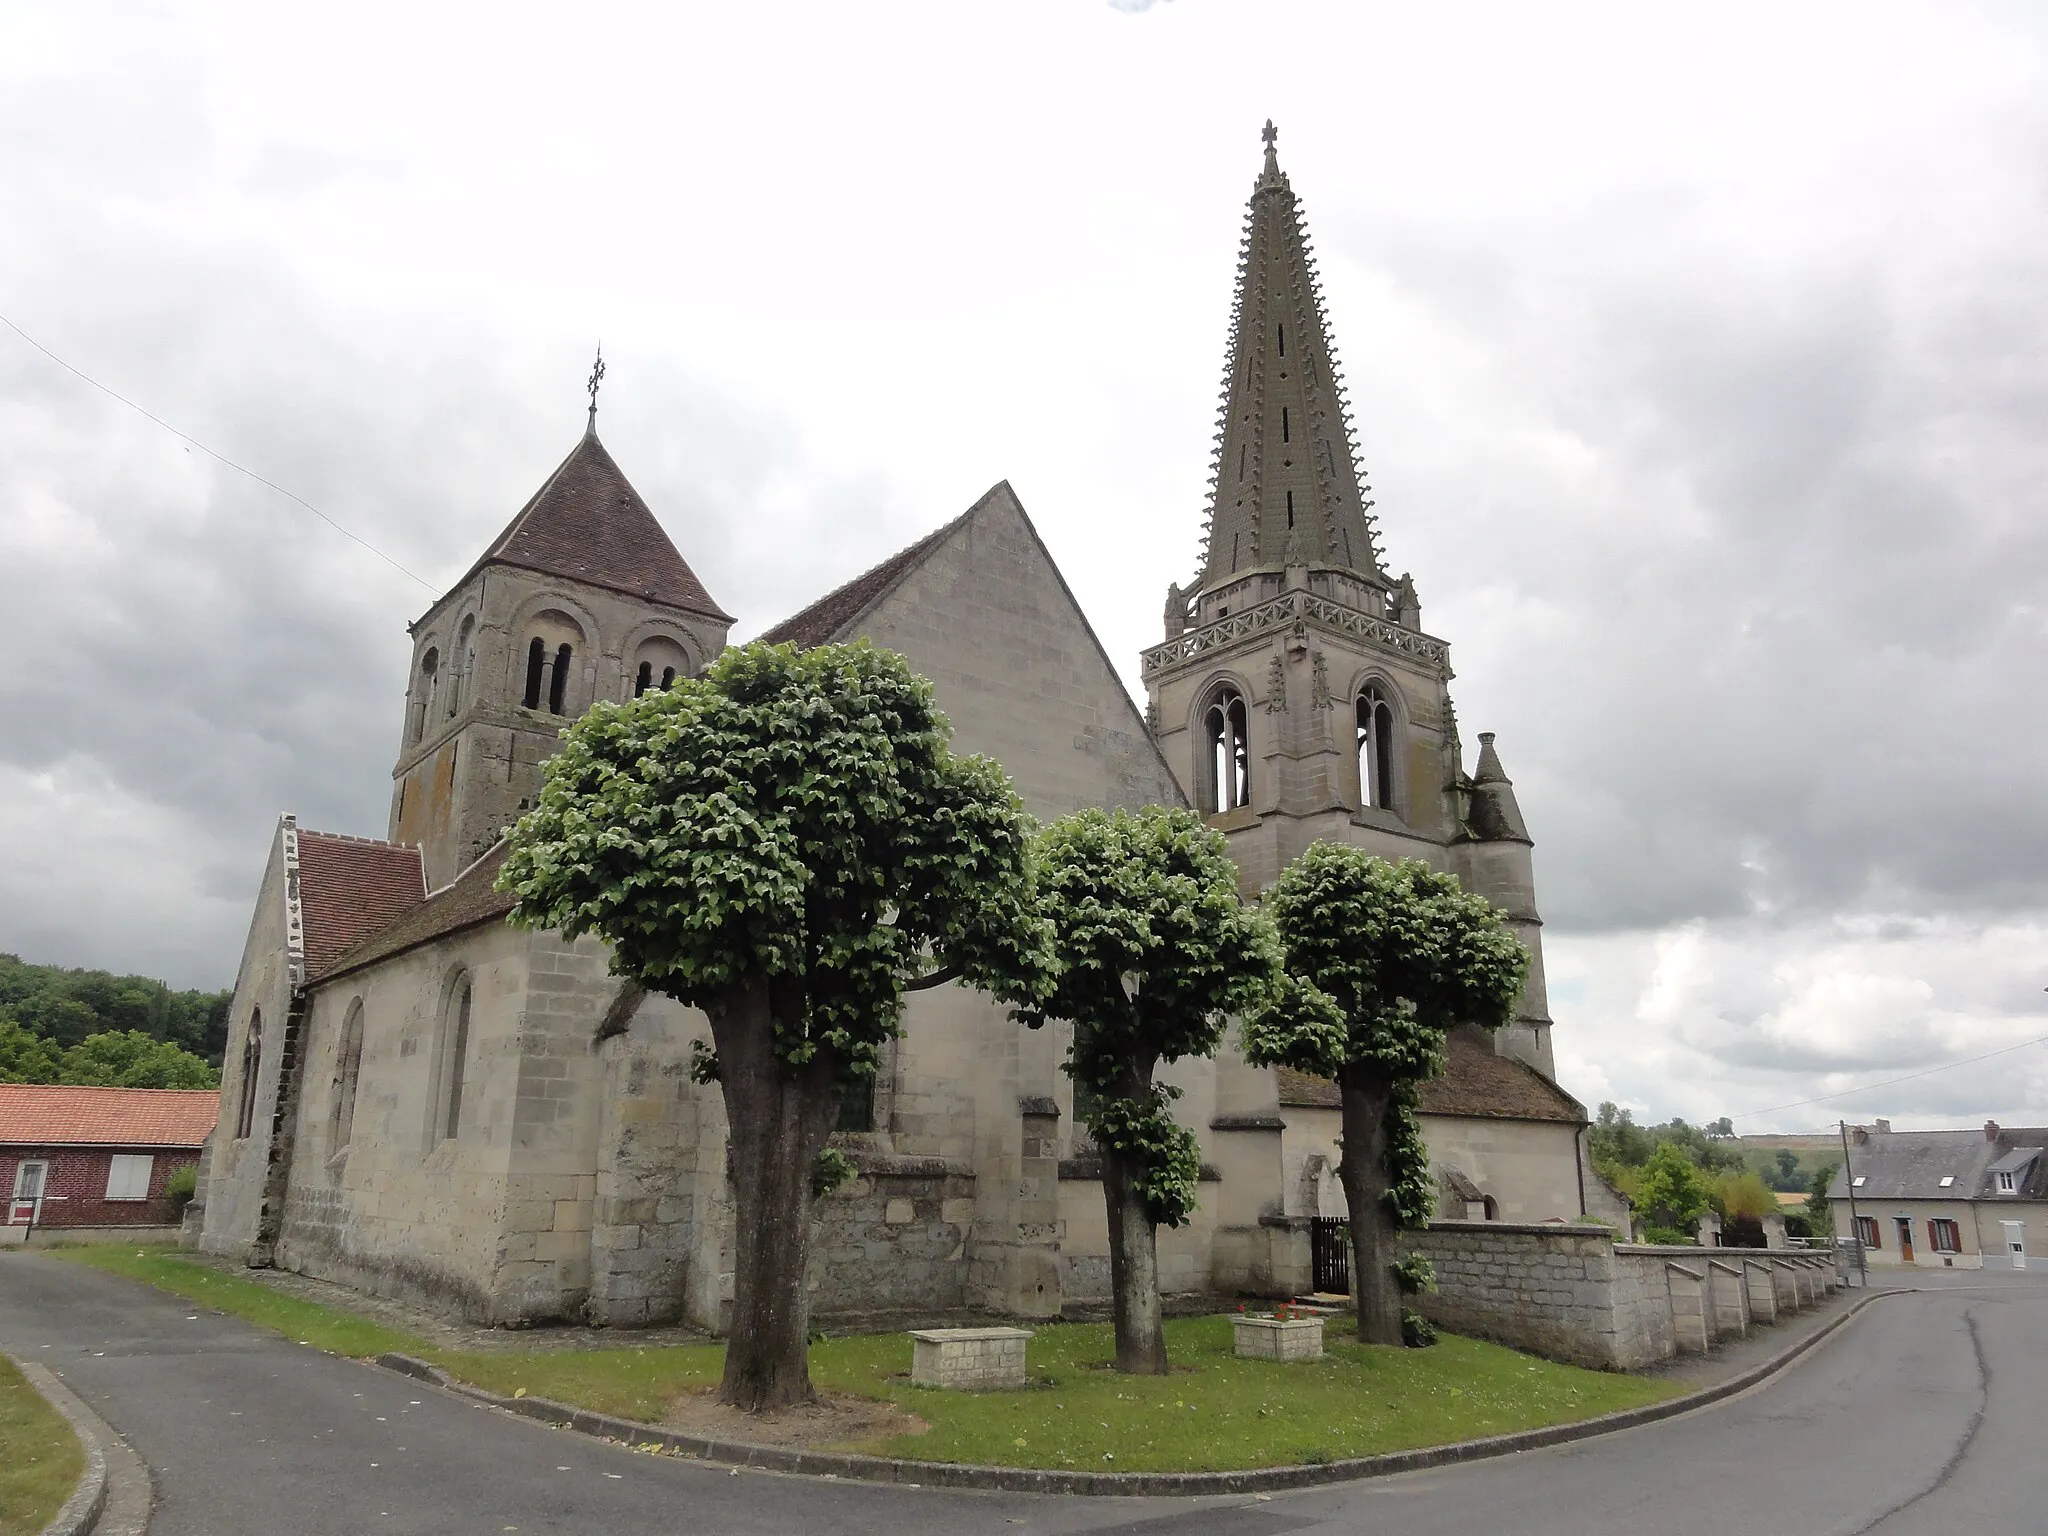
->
[1200,123,1380,589]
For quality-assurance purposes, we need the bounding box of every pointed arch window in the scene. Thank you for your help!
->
[433,976,473,1142]
[1203,686,1251,815]
[448,617,475,717]
[411,649,439,744]
[523,638,546,709]
[1357,684,1396,811]
[235,1010,264,1139]
[332,998,365,1152]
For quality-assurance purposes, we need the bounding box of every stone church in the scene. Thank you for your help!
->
[197,130,1613,1328]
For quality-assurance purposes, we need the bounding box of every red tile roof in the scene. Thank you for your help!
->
[314,841,517,984]
[0,1085,219,1147]
[297,831,427,980]
[456,431,731,621]
[1276,1027,1585,1124]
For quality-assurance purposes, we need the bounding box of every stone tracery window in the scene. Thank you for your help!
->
[1203,685,1250,814]
[1357,683,1396,812]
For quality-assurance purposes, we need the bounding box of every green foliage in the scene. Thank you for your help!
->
[1243,848,1527,1230]
[165,1165,198,1217]
[1393,1251,1437,1296]
[0,953,231,1062]
[0,1017,62,1083]
[1641,1225,1696,1246]
[810,1146,857,1200]
[1635,1142,1712,1232]
[1400,1309,1439,1348]
[498,640,1053,1089]
[1710,1168,1778,1222]
[1587,1103,1750,1211]
[1022,807,1281,1227]
[1806,1161,1839,1231]
[55,1030,219,1088]
[0,1018,218,1088]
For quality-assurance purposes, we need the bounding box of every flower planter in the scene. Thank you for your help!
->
[1233,1314,1325,1361]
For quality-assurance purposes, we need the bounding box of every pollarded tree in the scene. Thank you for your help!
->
[498,641,1052,1412]
[1241,847,1527,1345]
[1021,807,1281,1374]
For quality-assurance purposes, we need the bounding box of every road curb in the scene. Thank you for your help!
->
[371,1285,1896,1497]
[11,1356,108,1536]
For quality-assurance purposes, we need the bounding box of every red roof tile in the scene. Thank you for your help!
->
[456,432,731,621]
[0,1085,219,1147]
[314,841,517,984]
[297,831,427,980]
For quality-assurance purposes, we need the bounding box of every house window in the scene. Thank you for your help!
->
[1998,1171,2017,1193]
[332,998,365,1152]
[434,976,474,1142]
[1202,686,1250,814]
[1357,684,1397,811]
[235,1009,264,1139]
[1929,1219,1961,1254]
[105,1154,154,1201]
[1852,1175,1866,1188]
[1855,1215,1880,1249]
[12,1161,46,1202]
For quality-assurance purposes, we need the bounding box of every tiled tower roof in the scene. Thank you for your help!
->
[1199,122,1381,589]
[459,429,732,622]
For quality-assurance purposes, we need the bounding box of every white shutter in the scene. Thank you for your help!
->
[105,1154,154,1201]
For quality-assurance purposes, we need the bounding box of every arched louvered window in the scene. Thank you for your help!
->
[548,644,573,714]
[660,666,677,690]
[523,638,546,709]
[411,649,439,744]
[635,661,653,697]
[1202,686,1251,815]
[1357,684,1397,811]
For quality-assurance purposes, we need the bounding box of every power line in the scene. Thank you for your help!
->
[1729,1032,2048,1121]
[0,312,436,591]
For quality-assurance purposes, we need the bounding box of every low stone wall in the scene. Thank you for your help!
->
[1411,1222,1842,1370]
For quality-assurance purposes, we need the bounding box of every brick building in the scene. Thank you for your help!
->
[2,1085,218,1232]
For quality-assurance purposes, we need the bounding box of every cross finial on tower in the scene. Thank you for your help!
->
[1261,119,1280,177]
[1262,119,1277,148]
[585,344,606,436]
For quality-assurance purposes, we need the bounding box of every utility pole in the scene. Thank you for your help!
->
[1839,1118,1868,1285]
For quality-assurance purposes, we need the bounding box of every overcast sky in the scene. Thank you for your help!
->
[5,1,2046,1132]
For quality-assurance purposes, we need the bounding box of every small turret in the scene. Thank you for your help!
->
[1466,732,1531,843]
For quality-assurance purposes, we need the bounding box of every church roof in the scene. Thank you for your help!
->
[314,841,516,985]
[1276,1027,1585,1124]
[296,830,427,980]
[755,500,981,649]
[1463,732,1532,844]
[1199,124,1383,590]
[454,429,732,622]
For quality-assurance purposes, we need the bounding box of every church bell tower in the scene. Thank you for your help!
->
[1143,126,1556,1077]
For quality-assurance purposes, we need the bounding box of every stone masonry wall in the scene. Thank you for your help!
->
[810,1157,978,1316]
[1411,1221,1627,1369]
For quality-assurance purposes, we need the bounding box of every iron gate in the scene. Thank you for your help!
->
[1311,1216,1350,1295]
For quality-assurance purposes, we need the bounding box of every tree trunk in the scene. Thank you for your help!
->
[1099,1056,1168,1374]
[708,980,841,1412]
[1101,1148,1169,1373]
[1336,1064,1403,1345]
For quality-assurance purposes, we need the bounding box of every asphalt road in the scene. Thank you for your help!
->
[1,1254,2041,1536]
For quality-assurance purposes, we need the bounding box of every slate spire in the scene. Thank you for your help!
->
[1199,123,1381,589]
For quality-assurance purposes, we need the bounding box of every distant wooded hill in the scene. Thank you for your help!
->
[0,953,231,1071]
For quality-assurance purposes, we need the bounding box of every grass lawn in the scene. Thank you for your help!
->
[50,1247,1681,1473]
[0,1354,85,1536]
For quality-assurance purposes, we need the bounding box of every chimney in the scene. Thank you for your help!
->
[1874,1119,1891,1134]
[1986,1120,2001,1142]
[1852,1126,1869,1146]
